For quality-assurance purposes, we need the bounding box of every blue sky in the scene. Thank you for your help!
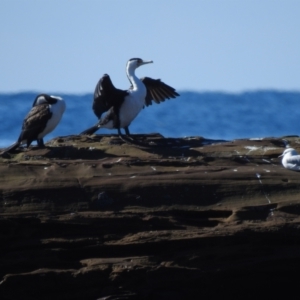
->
[1,0,299,93]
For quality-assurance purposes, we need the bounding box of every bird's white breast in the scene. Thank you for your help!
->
[38,99,66,138]
[118,84,146,128]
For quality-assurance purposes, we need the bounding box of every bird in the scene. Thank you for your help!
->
[80,58,179,136]
[279,148,300,171]
[1,94,66,154]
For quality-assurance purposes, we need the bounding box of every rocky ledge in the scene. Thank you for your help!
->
[1,134,300,299]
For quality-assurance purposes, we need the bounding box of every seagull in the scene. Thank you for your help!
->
[279,148,300,171]
[80,58,179,136]
[1,94,66,154]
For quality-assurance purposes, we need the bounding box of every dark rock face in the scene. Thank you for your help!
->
[1,134,300,299]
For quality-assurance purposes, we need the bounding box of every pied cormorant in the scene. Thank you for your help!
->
[80,58,179,136]
[1,94,66,154]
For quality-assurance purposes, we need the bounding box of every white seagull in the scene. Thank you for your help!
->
[279,148,300,171]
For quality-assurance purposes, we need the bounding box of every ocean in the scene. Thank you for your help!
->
[0,90,300,148]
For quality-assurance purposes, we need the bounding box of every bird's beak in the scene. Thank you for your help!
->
[278,154,283,158]
[140,60,153,66]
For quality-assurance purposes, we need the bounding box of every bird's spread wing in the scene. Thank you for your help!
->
[18,104,52,142]
[141,77,180,106]
[93,74,114,119]
[93,74,128,119]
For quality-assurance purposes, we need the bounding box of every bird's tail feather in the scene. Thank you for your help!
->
[0,141,20,156]
[80,125,100,135]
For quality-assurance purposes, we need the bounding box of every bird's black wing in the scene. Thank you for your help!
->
[1,103,52,154]
[93,74,113,119]
[18,104,52,144]
[81,74,128,135]
[141,77,180,107]
[93,74,129,119]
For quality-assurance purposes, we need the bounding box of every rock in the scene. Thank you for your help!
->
[93,191,114,208]
[1,134,300,299]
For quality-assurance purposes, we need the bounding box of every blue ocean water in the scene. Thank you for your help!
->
[0,90,300,148]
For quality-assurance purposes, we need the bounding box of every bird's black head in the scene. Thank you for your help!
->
[127,58,153,69]
[129,58,143,63]
[32,94,62,107]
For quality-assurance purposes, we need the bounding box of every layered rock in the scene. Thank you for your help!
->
[1,134,300,299]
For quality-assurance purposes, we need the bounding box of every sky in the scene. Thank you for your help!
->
[0,0,299,94]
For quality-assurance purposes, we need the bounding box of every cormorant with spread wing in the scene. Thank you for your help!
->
[80,58,179,136]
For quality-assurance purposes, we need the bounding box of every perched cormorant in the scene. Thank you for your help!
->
[80,58,179,136]
[1,94,66,154]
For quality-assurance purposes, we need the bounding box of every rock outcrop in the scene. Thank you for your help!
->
[1,134,300,299]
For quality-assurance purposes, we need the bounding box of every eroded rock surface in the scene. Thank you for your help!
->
[1,134,300,299]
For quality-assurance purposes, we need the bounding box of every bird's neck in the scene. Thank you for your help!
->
[126,65,143,91]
